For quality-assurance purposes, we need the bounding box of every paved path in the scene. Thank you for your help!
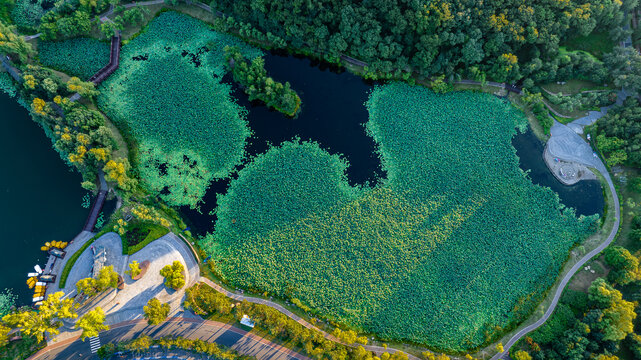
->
[491,111,622,360]
[28,317,308,360]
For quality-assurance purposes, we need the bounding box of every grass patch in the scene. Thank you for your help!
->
[122,221,169,255]
[58,229,110,289]
[541,79,612,95]
[97,11,260,207]
[38,38,110,80]
[202,83,599,352]
[562,31,615,59]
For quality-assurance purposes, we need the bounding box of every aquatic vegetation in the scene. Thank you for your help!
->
[98,12,260,207]
[202,83,598,352]
[38,38,110,80]
[81,194,91,209]
[0,72,17,97]
[0,289,16,317]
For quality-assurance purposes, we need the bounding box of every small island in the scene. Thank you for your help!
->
[224,46,301,117]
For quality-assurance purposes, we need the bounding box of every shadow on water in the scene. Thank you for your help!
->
[181,53,604,234]
[512,129,604,217]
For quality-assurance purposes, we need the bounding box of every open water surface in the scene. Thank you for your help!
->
[0,92,89,305]
[181,52,605,234]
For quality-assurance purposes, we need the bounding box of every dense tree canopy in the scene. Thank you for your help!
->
[211,0,628,83]
[596,98,641,167]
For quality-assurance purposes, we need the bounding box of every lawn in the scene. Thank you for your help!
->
[121,221,169,255]
[97,11,261,207]
[38,38,110,80]
[201,83,599,352]
[562,31,615,59]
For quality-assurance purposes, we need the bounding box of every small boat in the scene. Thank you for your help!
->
[27,272,38,277]
[34,265,43,273]
[32,297,44,302]
[39,274,56,283]
[36,282,46,286]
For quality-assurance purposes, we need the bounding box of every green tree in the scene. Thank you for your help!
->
[143,298,170,325]
[0,20,34,63]
[160,261,185,290]
[76,277,98,297]
[604,246,640,285]
[588,278,637,341]
[604,47,641,96]
[75,307,109,340]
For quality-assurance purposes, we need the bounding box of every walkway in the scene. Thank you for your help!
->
[199,278,420,360]
[88,33,121,85]
[83,171,108,232]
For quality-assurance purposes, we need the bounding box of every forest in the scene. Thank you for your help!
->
[210,0,634,85]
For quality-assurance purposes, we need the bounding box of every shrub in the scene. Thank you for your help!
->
[160,261,185,290]
[184,283,232,316]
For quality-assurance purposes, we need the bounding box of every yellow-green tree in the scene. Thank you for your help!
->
[512,350,532,360]
[143,298,170,325]
[96,265,119,290]
[0,323,10,347]
[588,278,637,341]
[67,77,99,99]
[160,261,185,290]
[75,307,109,340]
[76,278,98,297]
[126,261,142,279]
[2,292,77,341]
[0,20,34,63]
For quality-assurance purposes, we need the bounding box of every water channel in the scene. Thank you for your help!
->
[181,51,605,234]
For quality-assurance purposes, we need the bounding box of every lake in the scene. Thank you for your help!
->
[181,51,605,234]
[0,92,88,305]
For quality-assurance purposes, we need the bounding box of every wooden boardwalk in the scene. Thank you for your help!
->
[82,171,108,232]
[88,33,121,85]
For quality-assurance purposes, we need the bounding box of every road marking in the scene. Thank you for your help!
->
[88,335,101,353]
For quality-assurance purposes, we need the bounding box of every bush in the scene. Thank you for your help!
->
[160,261,185,290]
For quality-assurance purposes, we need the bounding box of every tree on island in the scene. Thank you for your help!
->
[160,261,185,290]
[2,292,77,342]
[75,307,109,340]
[224,46,301,117]
[143,298,170,326]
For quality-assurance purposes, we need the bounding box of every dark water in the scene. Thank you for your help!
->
[180,53,383,232]
[513,129,604,216]
[181,52,605,234]
[0,93,89,305]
